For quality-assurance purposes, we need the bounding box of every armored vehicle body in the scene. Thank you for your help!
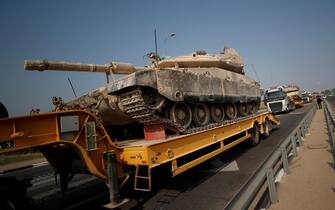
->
[25,47,261,133]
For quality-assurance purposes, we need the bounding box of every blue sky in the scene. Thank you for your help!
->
[1,0,334,116]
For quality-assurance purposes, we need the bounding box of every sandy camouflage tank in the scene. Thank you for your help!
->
[25,46,261,133]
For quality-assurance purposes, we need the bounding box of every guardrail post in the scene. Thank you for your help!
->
[326,114,334,150]
[328,111,335,154]
[291,136,297,156]
[304,121,308,135]
[300,124,305,138]
[330,119,335,147]
[331,126,335,152]
[297,130,303,146]
[324,101,335,168]
[280,147,289,173]
[266,168,278,204]
[325,108,334,149]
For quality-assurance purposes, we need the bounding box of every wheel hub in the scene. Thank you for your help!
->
[177,109,186,120]
[198,109,205,118]
[214,108,221,116]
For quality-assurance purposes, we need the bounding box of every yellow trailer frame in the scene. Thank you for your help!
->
[0,110,279,207]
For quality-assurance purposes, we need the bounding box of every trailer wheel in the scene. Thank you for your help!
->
[0,102,8,118]
[249,124,260,146]
[262,119,271,139]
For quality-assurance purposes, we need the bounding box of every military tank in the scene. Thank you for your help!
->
[24,46,260,133]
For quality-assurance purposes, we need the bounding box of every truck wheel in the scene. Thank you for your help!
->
[261,119,271,139]
[249,124,260,146]
[0,102,8,118]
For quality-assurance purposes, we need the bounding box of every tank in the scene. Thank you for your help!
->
[24,46,261,133]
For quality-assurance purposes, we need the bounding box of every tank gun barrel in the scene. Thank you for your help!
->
[24,60,136,75]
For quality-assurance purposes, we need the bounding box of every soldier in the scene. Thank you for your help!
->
[317,96,323,109]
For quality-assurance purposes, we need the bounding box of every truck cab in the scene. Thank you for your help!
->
[264,86,295,114]
[301,92,311,103]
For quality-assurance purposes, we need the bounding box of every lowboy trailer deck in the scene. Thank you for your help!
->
[0,110,279,208]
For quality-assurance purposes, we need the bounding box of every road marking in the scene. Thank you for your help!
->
[206,159,240,173]
[289,112,304,115]
[219,160,240,172]
[33,161,48,167]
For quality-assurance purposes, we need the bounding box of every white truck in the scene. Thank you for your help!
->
[264,86,295,114]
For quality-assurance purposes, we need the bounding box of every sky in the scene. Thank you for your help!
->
[0,0,335,116]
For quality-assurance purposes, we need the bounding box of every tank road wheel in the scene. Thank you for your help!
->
[249,124,260,146]
[247,103,256,114]
[210,104,225,123]
[225,103,237,120]
[251,102,258,113]
[169,103,192,128]
[254,102,260,113]
[192,103,210,126]
[237,103,248,117]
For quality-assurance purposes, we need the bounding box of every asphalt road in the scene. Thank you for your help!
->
[1,103,315,210]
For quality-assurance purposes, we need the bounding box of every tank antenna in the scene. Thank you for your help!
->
[106,73,110,84]
[154,29,158,61]
[251,64,261,84]
[67,77,77,97]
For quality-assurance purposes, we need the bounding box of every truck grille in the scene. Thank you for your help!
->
[269,102,283,113]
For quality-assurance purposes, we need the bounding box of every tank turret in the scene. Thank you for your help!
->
[158,46,244,74]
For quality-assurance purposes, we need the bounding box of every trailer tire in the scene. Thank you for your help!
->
[249,124,260,146]
[262,119,271,139]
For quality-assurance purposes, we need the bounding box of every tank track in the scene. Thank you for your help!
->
[119,88,263,134]
[119,89,186,132]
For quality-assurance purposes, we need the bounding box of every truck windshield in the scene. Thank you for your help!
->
[265,90,285,102]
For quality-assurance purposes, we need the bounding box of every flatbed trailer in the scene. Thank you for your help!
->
[0,110,279,208]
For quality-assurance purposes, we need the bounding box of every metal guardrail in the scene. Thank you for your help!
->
[324,100,335,159]
[226,103,317,210]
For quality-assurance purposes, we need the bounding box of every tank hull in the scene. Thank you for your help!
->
[107,68,260,103]
[62,67,260,127]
